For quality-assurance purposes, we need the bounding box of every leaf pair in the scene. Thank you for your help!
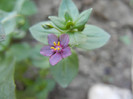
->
[59,0,92,30]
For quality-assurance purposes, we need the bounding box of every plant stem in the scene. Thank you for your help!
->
[53,26,64,34]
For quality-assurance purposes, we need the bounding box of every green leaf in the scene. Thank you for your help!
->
[0,23,6,41]
[16,78,55,99]
[0,0,16,11]
[77,25,110,50]
[20,0,37,16]
[0,56,16,99]
[30,45,50,69]
[48,16,66,30]
[8,43,31,61]
[74,8,92,28]
[14,0,37,16]
[12,29,26,39]
[50,50,79,87]
[58,0,79,20]
[66,21,74,29]
[29,21,59,44]
[35,79,55,99]
[0,10,17,35]
[64,11,73,22]
[0,36,11,51]
[69,32,87,47]
[14,0,25,12]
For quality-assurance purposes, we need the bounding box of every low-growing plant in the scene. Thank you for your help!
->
[30,0,110,88]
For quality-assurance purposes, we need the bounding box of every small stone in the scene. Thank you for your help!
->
[88,84,132,99]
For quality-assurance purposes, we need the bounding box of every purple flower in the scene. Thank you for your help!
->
[40,34,72,66]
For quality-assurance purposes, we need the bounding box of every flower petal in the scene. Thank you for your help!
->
[48,34,58,46]
[49,53,62,66]
[59,34,69,47]
[61,47,71,58]
[40,45,54,56]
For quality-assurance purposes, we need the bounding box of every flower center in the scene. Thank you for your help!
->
[51,41,62,52]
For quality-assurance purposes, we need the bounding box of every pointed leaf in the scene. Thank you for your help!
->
[29,21,59,44]
[78,25,110,50]
[50,50,79,88]
[58,0,79,20]
[74,8,92,28]
[64,11,72,22]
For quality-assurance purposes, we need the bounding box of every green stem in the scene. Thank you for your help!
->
[53,26,64,34]
[1,12,18,23]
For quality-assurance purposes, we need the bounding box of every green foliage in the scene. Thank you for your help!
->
[0,36,11,51]
[8,43,31,62]
[19,0,37,16]
[64,12,73,22]
[0,55,16,99]
[0,0,16,11]
[58,0,79,20]
[14,0,37,16]
[8,43,50,69]
[0,11,17,35]
[17,78,55,99]
[74,8,93,28]
[0,0,37,38]
[77,25,110,50]
[50,50,79,87]
[30,45,50,69]
[48,16,66,30]
[0,0,48,98]
[29,21,59,44]
[69,32,87,47]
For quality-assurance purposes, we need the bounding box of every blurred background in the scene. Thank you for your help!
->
[0,0,133,99]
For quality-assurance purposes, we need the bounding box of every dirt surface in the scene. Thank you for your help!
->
[31,0,133,99]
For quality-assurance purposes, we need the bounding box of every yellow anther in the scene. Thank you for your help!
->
[57,41,60,46]
[53,42,56,46]
[57,47,60,50]
[54,48,57,51]
[51,47,55,49]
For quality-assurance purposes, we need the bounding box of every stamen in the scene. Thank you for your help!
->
[57,41,60,46]
[51,47,55,49]
[57,47,60,50]
[53,42,56,46]
[54,48,57,51]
